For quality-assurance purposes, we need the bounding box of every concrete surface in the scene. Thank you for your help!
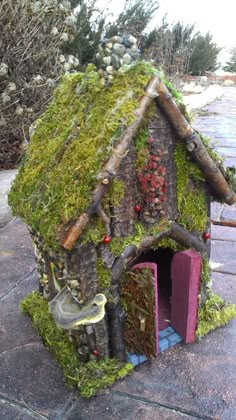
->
[0,87,236,419]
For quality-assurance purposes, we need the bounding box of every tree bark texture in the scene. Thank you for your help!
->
[111,141,139,237]
[144,107,178,224]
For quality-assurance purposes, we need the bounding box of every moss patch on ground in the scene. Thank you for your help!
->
[196,291,236,338]
[20,292,133,397]
[9,62,157,248]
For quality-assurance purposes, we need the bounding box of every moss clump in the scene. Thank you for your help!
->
[80,217,106,246]
[108,220,169,257]
[20,291,133,397]
[9,62,158,248]
[196,291,236,338]
[96,258,111,291]
[106,178,125,207]
[174,142,208,232]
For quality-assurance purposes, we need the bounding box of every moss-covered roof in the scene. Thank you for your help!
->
[9,62,157,245]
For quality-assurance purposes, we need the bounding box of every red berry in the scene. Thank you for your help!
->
[92,349,99,356]
[202,232,211,240]
[134,205,142,212]
[148,137,154,144]
[103,236,111,244]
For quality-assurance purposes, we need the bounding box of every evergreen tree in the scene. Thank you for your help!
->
[63,1,105,66]
[105,0,159,41]
[187,33,221,75]
[223,46,236,73]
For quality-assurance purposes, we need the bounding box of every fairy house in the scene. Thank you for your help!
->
[9,36,236,384]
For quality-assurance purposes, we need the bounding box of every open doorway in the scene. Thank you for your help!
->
[126,249,201,365]
[134,248,174,333]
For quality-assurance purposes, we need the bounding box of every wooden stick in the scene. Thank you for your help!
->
[211,219,236,228]
[61,75,161,250]
[170,222,207,253]
[156,81,236,206]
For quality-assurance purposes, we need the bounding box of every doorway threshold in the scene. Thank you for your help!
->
[158,326,182,353]
[127,327,182,367]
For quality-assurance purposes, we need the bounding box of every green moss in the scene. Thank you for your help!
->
[196,291,236,338]
[162,77,192,122]
[200,133,224,165]
[109,220,170,256]
[174,142,208,232]
[106,178,125,207]
[20,292,133,397]
[80,217,106,246]
[9,62,158,248]
[135,128,150,170]
[201,256,211,287]
[96,258,111,291]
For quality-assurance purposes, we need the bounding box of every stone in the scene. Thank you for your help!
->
[104,47,112,56]
[123,53,132,65]
[0,170,18,227]
[111,54,120,70]
[103,56,111,65]
[105,42,113,50]
[112,43,126,57]
[106,65,114,75]
[110,35,123,44]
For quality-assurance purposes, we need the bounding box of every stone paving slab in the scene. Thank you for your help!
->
[221,205,236,221]
[0,399,40,420]
[211,225,236,242]
[211,202,223,220]
[65,391,199,420]
[216,147,236,157]
[210,240,236,274]
[212,273,236,304]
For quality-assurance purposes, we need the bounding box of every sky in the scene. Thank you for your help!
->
[99,0,236,64]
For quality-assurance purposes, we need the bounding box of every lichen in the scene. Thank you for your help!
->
[196,291,236,338]
[20,291,133,397]
[174,142,208,232]
[9,62,158,248]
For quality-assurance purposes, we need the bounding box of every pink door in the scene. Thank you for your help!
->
[171,250,202,343]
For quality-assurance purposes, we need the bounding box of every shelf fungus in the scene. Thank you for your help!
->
[49,287,107,330]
